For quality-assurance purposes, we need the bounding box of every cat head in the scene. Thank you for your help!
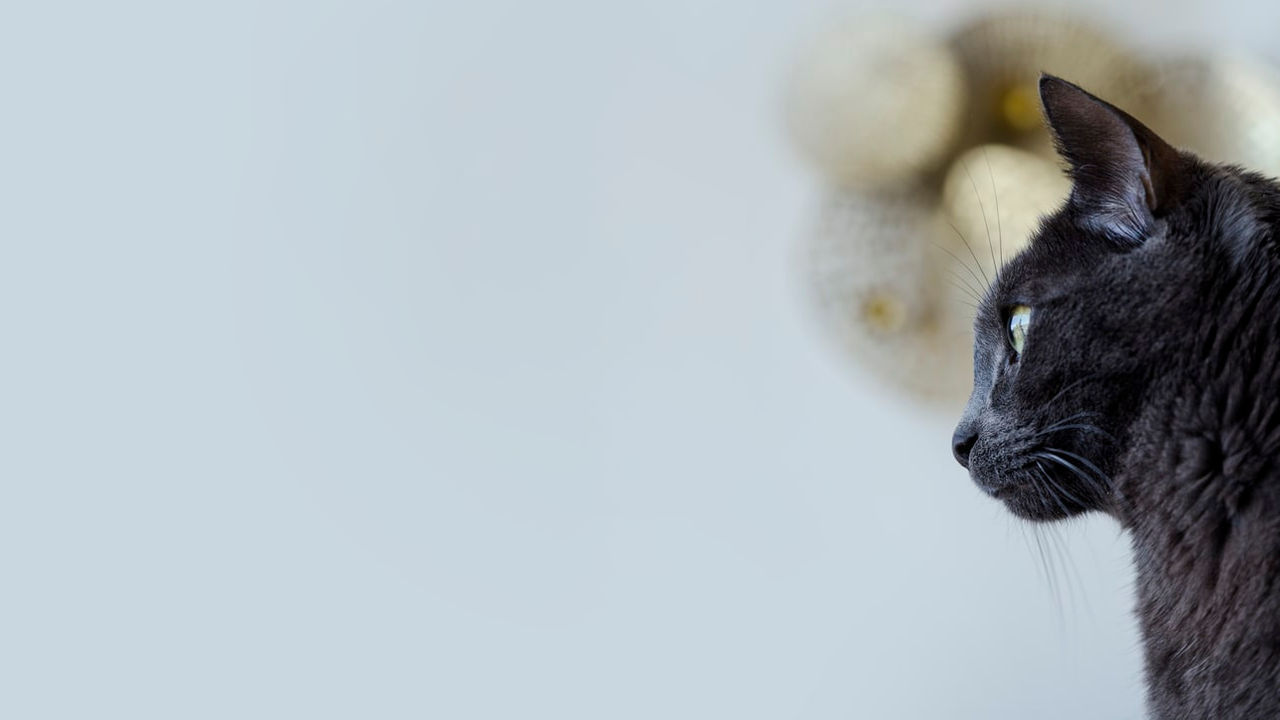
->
[952,75,1275,521]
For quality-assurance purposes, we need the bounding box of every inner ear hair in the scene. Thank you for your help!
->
[1140,145,1157,210]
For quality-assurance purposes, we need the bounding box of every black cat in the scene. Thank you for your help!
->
[952,75,1280,718]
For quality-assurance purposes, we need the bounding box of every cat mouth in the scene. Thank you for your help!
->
[976,466,1085,522]
[971,467,1056,517]
[988,483,1016,500]
[968,465,1014,498]
[972,475,1006,497]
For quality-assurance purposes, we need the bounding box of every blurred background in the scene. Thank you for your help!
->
[4,1,1280,718]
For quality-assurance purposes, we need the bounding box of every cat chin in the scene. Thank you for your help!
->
[969,463,1086,522]
[1001,496,1068,522]
[993,484,1078,522]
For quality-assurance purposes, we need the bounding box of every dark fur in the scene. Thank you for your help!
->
[953,76,1280,718]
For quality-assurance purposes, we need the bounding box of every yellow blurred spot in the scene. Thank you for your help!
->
[863,293,906,332]
[1000,84,1041,132]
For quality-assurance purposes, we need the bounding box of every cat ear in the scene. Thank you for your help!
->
[1039,74,1184,246]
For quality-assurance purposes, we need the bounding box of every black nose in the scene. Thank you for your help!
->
[952,427,978,468]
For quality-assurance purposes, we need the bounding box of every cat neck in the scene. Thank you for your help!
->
[1115,369,1280,717]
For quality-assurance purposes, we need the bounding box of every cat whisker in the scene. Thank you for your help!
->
[1026,509,1054,589]
[931,240,989,298]
[961,158,997,282]
[1043,375,1103,408]
[1025,483,1066,618]
[983,147,1004,271]
[1034,459,1090,510]
[945,280,980,302]
[1037,449,1111,503]
[1032,410,1110,440]
[1033,412,1115,442]
[1039,410,1102,428]
[1043,447,1114,490]
[945,278,983,306]
[1044,522,1089,621]
[1036,423,1115,442]
[945,221,992,292]
[945,267,984,301]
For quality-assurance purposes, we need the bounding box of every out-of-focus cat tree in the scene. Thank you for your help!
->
[789,8,1280,407]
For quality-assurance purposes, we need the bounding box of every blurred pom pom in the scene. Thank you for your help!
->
[950,10,1152,155]
[1140,55,1280,178]
[940,144,1070,273]
[806,190,972,404]
[786,16,965,189]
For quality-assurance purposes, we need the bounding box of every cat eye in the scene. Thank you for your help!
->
[1008,305,1032,355]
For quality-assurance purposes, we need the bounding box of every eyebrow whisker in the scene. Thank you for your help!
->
[961,158,997,285]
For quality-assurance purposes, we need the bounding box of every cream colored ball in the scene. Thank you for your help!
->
[787,16,966,189]
[805,190,972,405]
[1142,55,1280,178]
[940,144,1071,281]
[950,9,1153,157]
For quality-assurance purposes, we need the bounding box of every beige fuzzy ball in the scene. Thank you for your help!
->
[940,144,1071,281]
[786,16,966,189]
[1140,55,1280,178]
[950,10,1153,157]
[806,190,973,405]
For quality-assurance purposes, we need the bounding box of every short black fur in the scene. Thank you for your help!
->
[953,75,1280,718]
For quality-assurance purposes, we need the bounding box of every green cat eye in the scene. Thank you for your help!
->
[1008,305,1032,355]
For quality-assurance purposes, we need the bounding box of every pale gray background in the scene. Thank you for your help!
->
[3,1,1278,718]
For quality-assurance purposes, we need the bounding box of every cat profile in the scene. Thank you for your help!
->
[953,75,1280,718]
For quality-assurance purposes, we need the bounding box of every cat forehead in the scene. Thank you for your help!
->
[990,212,1107,301]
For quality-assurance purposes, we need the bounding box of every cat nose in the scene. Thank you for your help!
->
[952,427,978,468]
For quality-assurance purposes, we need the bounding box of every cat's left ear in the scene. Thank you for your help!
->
[1040,74,1185,246]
